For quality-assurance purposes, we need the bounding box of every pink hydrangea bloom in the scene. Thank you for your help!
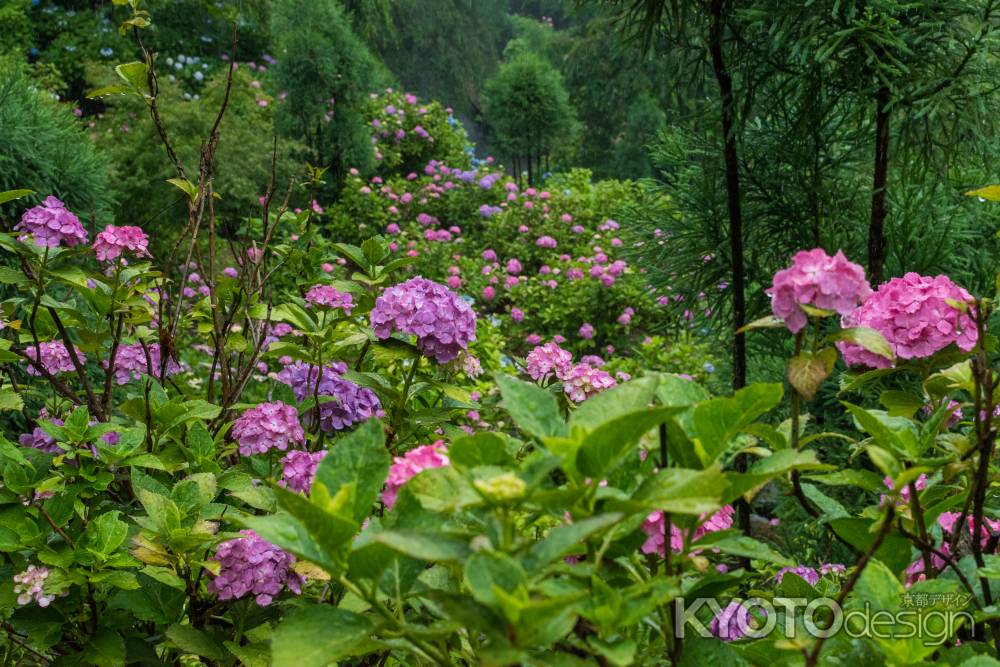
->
[774,565,820,586]
[525,343,573,382]
[304,284,353,314]
[231,401,305,457]
[106,342,180,384]
[13,565,54,607]
[578,322,595,340]
[536,235,557,249]
[382,442,449,509]
[93,225,151,262]
[24,341,85,376]
[769,249,870,333]
[370,277,476,363]
[280,450,327,493]
[506,258,522,275]
[838,273,977,368]
[641,505,735,557]
[563,363,616,402]
[15,196,88,247]
[511,307,524,322]
[208,530,304,606]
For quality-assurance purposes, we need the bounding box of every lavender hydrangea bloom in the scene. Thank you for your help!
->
[24,341,85,376]
[276,361,381,432]
[709,600,764,641]
[231,401,305,457]
[106,343,180,385]
[14,196,88,247]
[370,277,476,363]
[19,418,64,454]
[92,225,151,262]
[280,450,326,493]
[774,565,820,586]
[207,530,305,606]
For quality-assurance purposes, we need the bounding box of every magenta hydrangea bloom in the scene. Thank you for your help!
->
[578,323,594,340]
[93,225,151,262]
[231,401,305,457]
[774,565,820,586]
[207,530,305,606]
[382,441,449,509]
[304,284,354,314]
[525,343,573,382]
[15,196,88,248]
[276,361,381,432]
[280,450,327,493]
[370,277,476,363]
[642,505,734,557]
[24,341,85,376]
[106,342,180,385]
[769,248,871,333]
[838,272,977,368]
[536,235,557,249]
[563,363,616,403]
[710,600,764,641]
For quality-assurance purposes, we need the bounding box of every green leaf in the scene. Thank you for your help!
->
[568,376,659,432]
[237,512,341,574]
[372,530,471,562]
[843,403,919,458]
[737,314,786,332]
[693,532,794,566]
[272,605,373,667]
[165,624,225,661]
[830,327,894,361]
[83,628,126,667]
[135,487,182,533]
[86,84,136,98]
[966,184,1000,201]
[879,390,925,419]
[522,513,623,570]
[313,419,389,522]
[0,388,23,411]
[273,486,358,570]
[692,384,783,465]
[630,465,727,515]
[576,406,681,478]
[448,432,515,467]
[464,551,526,608]
[655,373,710,407]
[114,61,148,91]
[496,373,567,439]
[81,511,129,560]
[787,348,837,400]
[0,189,33,204]
[800,483,849,520]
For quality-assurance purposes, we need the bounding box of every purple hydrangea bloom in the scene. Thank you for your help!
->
[24,341,85,376]
[19,418,64,454]
[231,401,305,457]
[279,450,326,493]
[15,196,88,247]
[207,530,305,606]
[709,600,764,641]
[106,342,180,385]
[276,361,381,432]
[370,277,476,363]
[774,565,820,586]
[93,225,151,262]
[304,285,354,314]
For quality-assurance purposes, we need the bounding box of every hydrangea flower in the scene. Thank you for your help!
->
[838,273,977,368]
[231,401,305,457]
[19,418,64,454]
[106,342,180,385]
[382,442,449,509]
[774,565,820,586]
[24,341,85,376]
[536,235,557,249]
[93,225,151,262]
[13,565,55,607]
[370,277,476,363]
[280,450,327,493]
[710,600,763,641]
[578,323,595,339]
[207,530,305,606]
[15,196,88,247]
[277,361,381,432]
[563,363,616,402]
[304,284,354,314]
[525,343,573,382]
[769,248,870,333]
[642,505,734,557]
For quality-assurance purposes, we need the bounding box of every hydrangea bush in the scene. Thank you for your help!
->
[3,9,1000,665]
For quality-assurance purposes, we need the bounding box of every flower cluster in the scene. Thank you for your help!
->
[641,505,735,557]
[19,418,63,455]
[563,363,616,403]
[276,361,381,432]
[24,341,85,376]
[370,277,476,363]
[231,401,305,457]
[769,248,871,333]
[710,600,763,642]
[774,565,820,586]
[905,511,1000,584]
[280,450,327,494]
[525,342,573,381]
[13,565,55,607]
[14,196,88,247]
[382,441,450,509]
[107,342,180,385]
[93,225,151,262]
[839,273,977,368]
[304,284,354,314]
[207,530,305,606]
